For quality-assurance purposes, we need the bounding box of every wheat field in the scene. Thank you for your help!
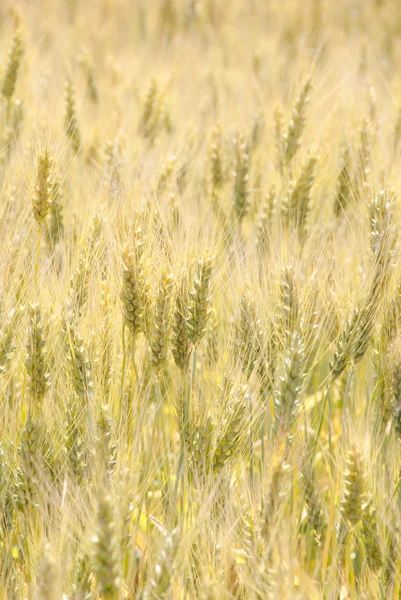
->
[1,0,401,598]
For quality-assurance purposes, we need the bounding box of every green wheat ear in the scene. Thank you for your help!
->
[301,463,326,543]
[18,413,42,509]
[187,255,213,346]
[279,265,299,339]
[274,331,306,434]
[46,179,64,249]
[330,298,375,382]
[232,133,250,222]
[150,270,175,378]
[206,307,219,365]
[281,153,317,239]
[64,76,81,153]
[97,403,117,479]
[32,149,54,225]
[334,143,352,217]
[26,303,49,407]
[283,74,312,167]
[340,444,366,527]
[78,49,99,103]
[92,494,121,600]
[62,317,94,400]
[235,286,265,379]
[2,24,24,102]
[361,500,383,573]
[72,552,92,599]
[209,121,224,191]
[213,385,248,472]
[120,243,147,339]
[255,184,276,255]
[64,403,87,484]
[171,277,192,371]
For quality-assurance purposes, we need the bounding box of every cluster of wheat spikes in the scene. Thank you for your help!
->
[2,0,401,598]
